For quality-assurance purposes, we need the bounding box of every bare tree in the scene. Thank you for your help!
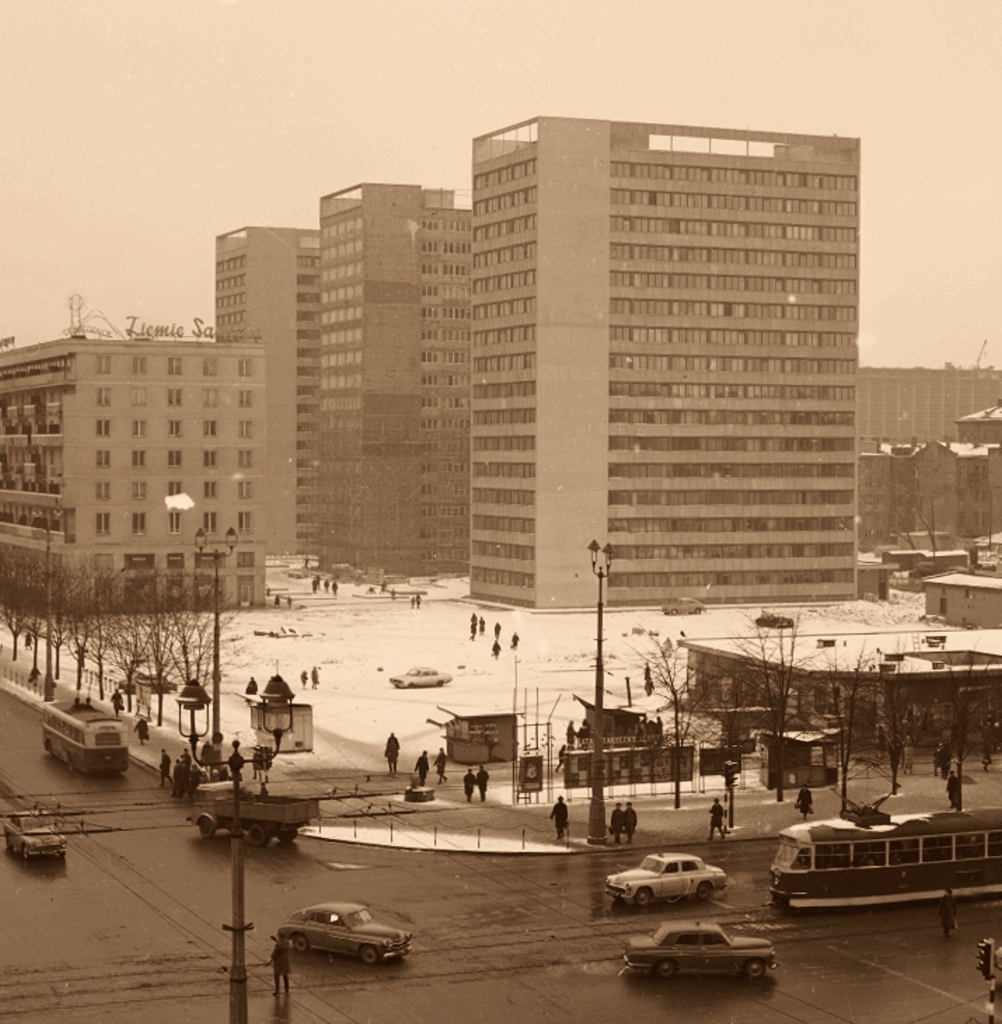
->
[947,655,989,813]
[875,664,913,795]
[0,547,38,661]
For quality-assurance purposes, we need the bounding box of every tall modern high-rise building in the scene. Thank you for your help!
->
[471,117,860,609]
[215,227,321,558]
[317,184,471,576]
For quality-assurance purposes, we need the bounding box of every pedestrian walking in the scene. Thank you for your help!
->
[491,639,501,659]
[947,770,960,808]
[332,581,338,597]
[311,666,320,689]
[478,616,486,636]
[245,676,258,695]
[708,797,726,840]
[556,744,567,772]
[463,767,476,802]
[324,578,330,593]
[470,620,477,641]
[434,748,448,784]
[300,670,308,689]
[933,742,943,776]
[610,802,625,844]
[159,749,172,788]
[415,594,421,609]
[410,595,416,609]
[550,795,569,840]
[475,764,489,801]
[493,622,502,641]
[172,755,190,798]
[566,720,577,749]
[111,689,124,717]
[510,632,519,650]
[794,784,813,821]
[624,802,638,844]
[134,717,149,745]
[188,763,203,798]
[938,888,957,937]
[268,934,291,995]
[415,750,430,787]
[384,732,400,776]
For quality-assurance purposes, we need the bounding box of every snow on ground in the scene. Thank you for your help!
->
[212,573,933,785]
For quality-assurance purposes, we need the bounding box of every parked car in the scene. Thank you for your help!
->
[755,612,794,629]
[622,920,778,979]
[606,853,727,906]
[661,597,705,616]
[4,813,67,860]
[389,667,452,689]
[910,561,944,579]
[277,902,412,964]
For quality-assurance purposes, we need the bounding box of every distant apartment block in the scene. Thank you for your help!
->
[470,116,860,609]
[0,336,267,603]
[215,227,321,557]
[857,365,1002,445]
[317,184,471,576]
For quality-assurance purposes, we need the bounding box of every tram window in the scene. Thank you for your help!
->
[922,836,953,862]
[793,848,811,869]
[852,841,887,867]
[815,843,850,869]
[889,839,919,864]
[988,832,1002,857]
[956,834,985,860]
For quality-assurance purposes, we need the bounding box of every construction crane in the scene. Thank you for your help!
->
[975,338,988,370]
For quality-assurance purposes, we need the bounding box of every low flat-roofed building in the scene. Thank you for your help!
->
[924,573,1002,629]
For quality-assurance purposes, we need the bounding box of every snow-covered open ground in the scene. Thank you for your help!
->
[210,574,931,786]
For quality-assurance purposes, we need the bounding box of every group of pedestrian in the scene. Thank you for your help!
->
[299,667,320,690]
[308,576,336,595]
[167,750,207,798]
[610,801,638,844]
[470,614,486,641]
[409,594,423,609]
[462,765,490,801]
[566,719,592,749]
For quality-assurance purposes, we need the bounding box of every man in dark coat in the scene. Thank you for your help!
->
[134,717,149,745]
[947,770,960,809]
[415,751,430,787]
[795,785,813,820]
[434,748,448,784]
[623,802,638,844]
[269,934,291,994]
[384,733,400,776]
[550,796,569,839]
[708,797,726,840]
[610,802,625,844]
[111,690,124,717]
[159,749,172,788]
[938,888,957,937]
[475,764,489,801]
[172,755,190,798]
[463,768,476,802]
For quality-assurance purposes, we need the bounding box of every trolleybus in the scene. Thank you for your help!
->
[42,700,130,773]
[770,808,1002,909]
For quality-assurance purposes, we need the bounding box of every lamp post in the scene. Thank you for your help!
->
[43,515,55,701]
[195,526,237,745]
[587,540,613,846]
[176,680,211,760]
[225,739,250,1024]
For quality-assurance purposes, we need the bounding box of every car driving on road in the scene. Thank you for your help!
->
[389,667,452,689]
[606,853,726,906]
[661,597,705,615]
[623,920,777,979]
[4,813,67,860]
[755,612,794,629]
[277,902,412,964]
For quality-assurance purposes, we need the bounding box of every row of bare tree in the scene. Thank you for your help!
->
[642,621,994,812]
[0,547,227,726]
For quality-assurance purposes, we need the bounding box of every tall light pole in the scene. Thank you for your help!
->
[587,540,613,845]
[195,526,237,744]
[43,515,55,701]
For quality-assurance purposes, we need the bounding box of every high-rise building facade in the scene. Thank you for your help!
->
[857,365,1002,445]
[215,227,321,557]
[471,117,860,608]
[0,335,266,603]
[317,184,471,576]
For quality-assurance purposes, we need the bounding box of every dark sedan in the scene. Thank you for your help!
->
[277,902,412,965]
[623,920,777,979]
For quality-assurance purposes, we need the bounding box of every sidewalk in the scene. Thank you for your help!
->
[5,645,998,856]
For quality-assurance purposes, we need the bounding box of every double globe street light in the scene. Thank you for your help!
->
[194,525,237,745]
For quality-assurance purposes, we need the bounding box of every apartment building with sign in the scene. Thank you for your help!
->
[0,335,266,603]
[470,116,860,608]
[317,183,471,576]
[215,226,321,557]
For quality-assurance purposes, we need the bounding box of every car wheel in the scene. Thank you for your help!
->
[359,944,381,966]
[407,683,415,689]
[744,958,767,980]
[633,887,654,908]
[668,608,679,616]
[290,933,310,954]
[695,881,713,900]
[197,817,217,840]
[655,959,678,979]
[245,824,269,847]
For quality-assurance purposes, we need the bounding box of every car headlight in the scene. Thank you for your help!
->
[383,939,394,947]
[624,884,631,895]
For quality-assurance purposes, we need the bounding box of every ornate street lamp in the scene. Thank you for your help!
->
[176,679,212,760]
[195,525,238,743]
[587,540,613,846]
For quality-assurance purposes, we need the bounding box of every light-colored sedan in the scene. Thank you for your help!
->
[277,902,412,964]
[623,920,777,979]
[661,597,705,616]
[4,814,67,859]
[389,667,453,689]
[606,853,726,906]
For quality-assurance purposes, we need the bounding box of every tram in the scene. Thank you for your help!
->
[770,808,1002,909]
[41,700,130,772]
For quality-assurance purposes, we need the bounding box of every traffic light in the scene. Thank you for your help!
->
[723,760,738,789]
[977,938,994,979]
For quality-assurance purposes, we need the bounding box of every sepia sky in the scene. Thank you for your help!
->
[1,0,1000,368]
